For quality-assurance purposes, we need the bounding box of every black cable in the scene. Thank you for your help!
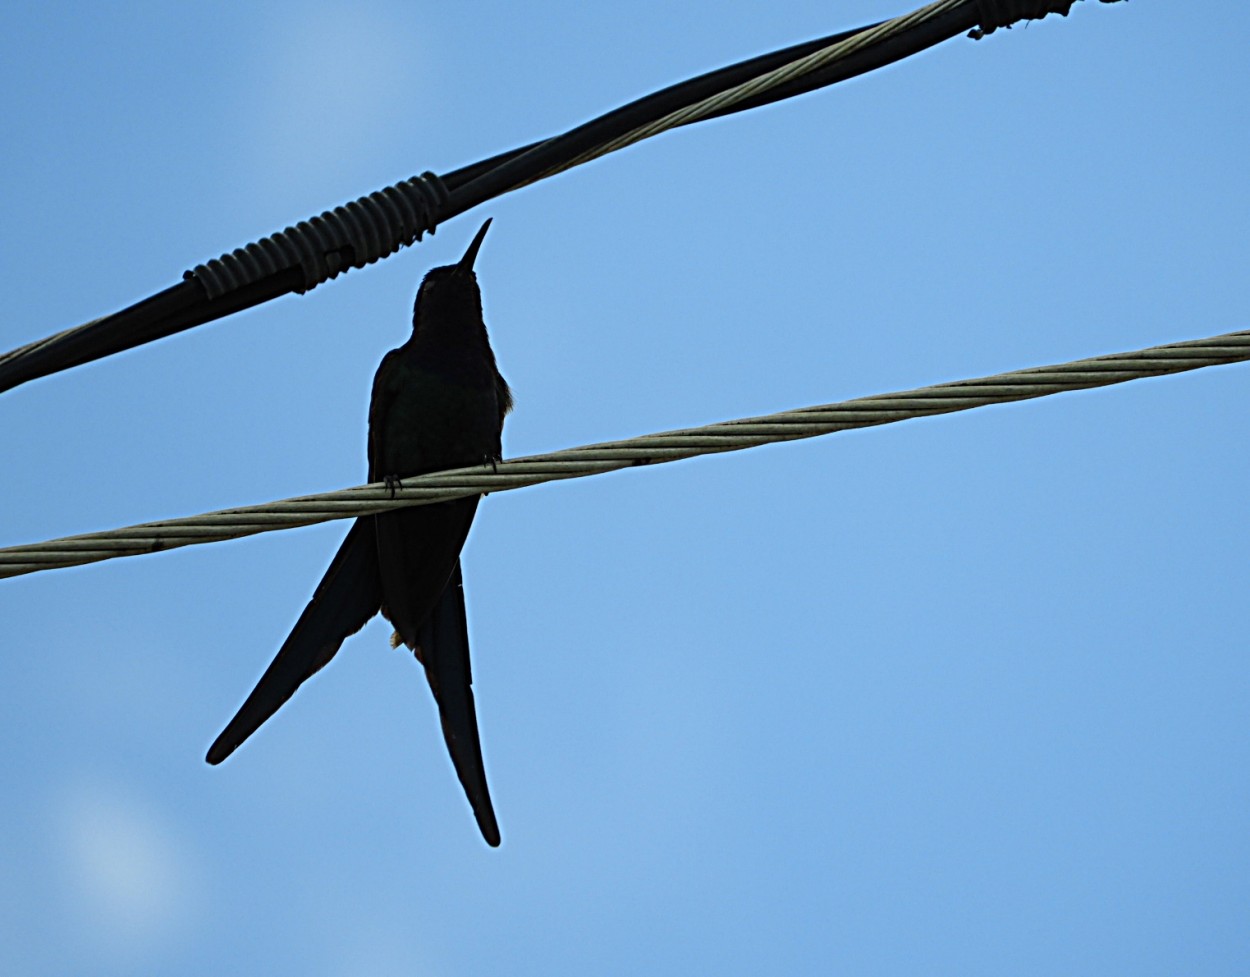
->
[0,0,1043,396]
[437,22,883,194]
[442,4,983,214]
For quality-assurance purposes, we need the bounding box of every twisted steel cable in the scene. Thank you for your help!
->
[524,0,968,186]
[2,327,1243,580]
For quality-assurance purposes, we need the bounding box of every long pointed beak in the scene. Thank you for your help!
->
[456,218,492,274]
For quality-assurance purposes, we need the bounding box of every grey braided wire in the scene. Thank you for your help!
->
[2,328,1245,580]
[523,0,1102,186]
[522,0,966,188]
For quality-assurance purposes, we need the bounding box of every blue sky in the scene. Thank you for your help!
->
[2,2,1248,975]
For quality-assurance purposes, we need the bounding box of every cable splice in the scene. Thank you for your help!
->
[187,172,449,299]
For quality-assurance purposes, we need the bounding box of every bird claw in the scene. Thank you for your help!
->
[384,474,403,499]
[479,454,500,494]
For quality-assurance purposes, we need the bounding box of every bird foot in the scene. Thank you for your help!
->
[383,474,404,499]
[481,454,499,494]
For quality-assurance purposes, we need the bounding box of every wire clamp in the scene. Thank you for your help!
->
[969,0,1081,39]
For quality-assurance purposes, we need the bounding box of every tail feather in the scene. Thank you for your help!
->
[206,518,381,765]
[417,561,501,847]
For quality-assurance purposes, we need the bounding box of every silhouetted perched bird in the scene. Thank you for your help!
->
[206,219,512,846]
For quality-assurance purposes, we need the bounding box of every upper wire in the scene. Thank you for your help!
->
[0,0,1114,396]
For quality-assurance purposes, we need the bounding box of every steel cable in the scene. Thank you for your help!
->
[2,325,1240,579]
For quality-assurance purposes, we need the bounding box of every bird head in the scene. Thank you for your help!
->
[412,219,492,329]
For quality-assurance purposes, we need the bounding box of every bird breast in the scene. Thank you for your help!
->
[376,357,502,477]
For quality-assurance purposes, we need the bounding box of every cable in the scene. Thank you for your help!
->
[2,325,1240,580]
[0,0,1116,396]
[506,0,975,190]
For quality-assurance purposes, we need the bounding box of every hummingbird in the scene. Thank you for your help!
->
[206,219,512,847]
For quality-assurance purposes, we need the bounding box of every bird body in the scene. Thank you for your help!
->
[208,220,510,846]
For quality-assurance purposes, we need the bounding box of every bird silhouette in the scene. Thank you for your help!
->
[206,219,511,846]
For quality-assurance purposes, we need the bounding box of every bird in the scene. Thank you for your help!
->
[206,219,512,847]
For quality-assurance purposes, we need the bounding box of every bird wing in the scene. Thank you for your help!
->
[206,518,381,764]
[366,346,403,482]
[417,560,501,847]
[375,498,503,846]
[367,342,503,845]
[374,497,478,646]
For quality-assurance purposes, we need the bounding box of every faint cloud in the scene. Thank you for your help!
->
[53,776,203,960]
[234,3,433,202]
